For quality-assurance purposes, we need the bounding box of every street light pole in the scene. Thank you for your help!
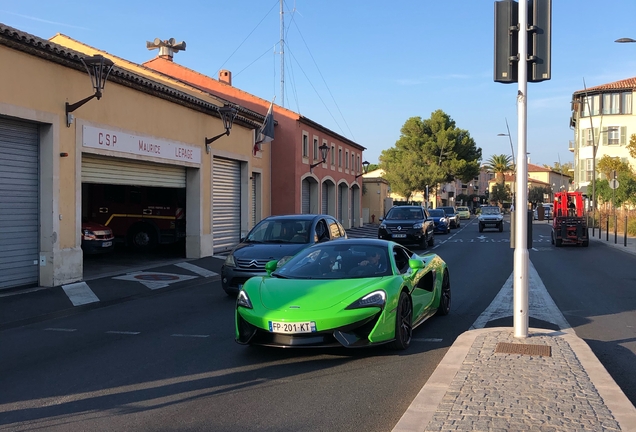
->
[497,118,516,210]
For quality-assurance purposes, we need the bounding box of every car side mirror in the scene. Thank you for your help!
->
[408,259,424,270]
[265,260,278,275]
[378,217,384,222]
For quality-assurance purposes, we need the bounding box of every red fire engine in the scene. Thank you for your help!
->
[83,183,186,251]
[551,191,589,247]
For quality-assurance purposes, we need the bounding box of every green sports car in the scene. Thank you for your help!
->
[235,238,451,350]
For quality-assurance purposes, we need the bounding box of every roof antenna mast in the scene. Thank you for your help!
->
[280,0,285,108]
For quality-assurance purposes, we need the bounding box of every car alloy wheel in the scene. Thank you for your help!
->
[390,291,412,350]
[436,270,451,316]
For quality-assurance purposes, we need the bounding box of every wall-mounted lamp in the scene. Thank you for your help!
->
[309,143,330,173]
[355,160,370,179]
[66,55,115,127]
[205,105,238,154]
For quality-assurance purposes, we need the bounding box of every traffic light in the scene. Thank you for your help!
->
[494,0,518,83]
[528,0,551,82]
[494,0,552,83]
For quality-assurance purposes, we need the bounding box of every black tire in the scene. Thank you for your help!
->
[551,232,555,245]
[128,224,157,252]
[555,238,562,247]
[498,223,503,232]
[436,269,451,316]
[390,291,412,350]
[427,233,435,247]
[419,234,427,249]
[479,224,484,233]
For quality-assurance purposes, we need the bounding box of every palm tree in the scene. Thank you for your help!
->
[484,154,514,185]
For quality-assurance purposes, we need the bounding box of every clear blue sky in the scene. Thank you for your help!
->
[3,0,636,168]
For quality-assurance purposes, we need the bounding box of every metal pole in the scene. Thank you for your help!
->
[625,216,628,247]
[514,0,529,339]
[280,0,285,107]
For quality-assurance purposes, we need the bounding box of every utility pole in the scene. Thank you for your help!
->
[280,0,285,107]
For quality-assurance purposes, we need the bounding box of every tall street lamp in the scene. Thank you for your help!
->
[497,118,517,208]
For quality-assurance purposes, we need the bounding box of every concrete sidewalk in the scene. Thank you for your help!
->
[394,327,636,432]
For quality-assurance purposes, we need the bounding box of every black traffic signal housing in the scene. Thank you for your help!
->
[494,0,519,83]
[494,0,551,84]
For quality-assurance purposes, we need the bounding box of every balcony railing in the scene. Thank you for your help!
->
[568,140,575,152]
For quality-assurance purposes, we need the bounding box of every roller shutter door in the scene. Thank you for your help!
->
[0,117,39,289]
[321,183,328,214]
[301,179,311,214]
[82,154,186,187]
[213,157,241,253]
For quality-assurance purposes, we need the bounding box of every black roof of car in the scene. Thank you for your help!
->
[262,214,329,221]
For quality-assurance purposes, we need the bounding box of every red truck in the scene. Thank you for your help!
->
[551,191,589,247]
[83,183,186,251]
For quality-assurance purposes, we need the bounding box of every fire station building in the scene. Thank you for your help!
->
[0,23,270,290]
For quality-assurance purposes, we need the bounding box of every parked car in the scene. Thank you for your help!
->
[378,205,435,248]
[478,206,504,232]
[221,214,347,296]
[438,206,460,228]
[533,203,553,220]
[234,238,451,350]
[456,206,471,220]
[81,221,115,254]
[427,208,451,234]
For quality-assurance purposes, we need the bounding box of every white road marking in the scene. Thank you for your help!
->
[171,334,210,338]
[113,271,198,290]
[412,338,443,342]
[44,328,77,332]
[470,260,573,333]
[61,282,99,306]
[106,331,140,335]
[175,262,219,277]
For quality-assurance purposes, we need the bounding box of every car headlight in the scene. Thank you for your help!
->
[224,255,236,267]
[237,290,253,309]
[379,223,386,229]
[345,290,386,310]
[277,255,293,267]
[412,222,423,229]
[82,229,96,240]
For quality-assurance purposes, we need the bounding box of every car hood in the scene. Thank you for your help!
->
[81,221,111,232]
[382,219,422,226]
[480,214,502,220]
[231,241,309,260]
[258,277,383,311]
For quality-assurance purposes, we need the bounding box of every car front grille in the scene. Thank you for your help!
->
[236,258,271,271]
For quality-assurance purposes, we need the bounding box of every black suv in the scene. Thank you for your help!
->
[378,205,435,248]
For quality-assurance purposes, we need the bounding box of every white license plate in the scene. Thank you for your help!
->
[269,321,316,334]
[393,234,407,238]
[102,241,112,247]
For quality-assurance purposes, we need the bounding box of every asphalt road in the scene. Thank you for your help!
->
[1,215,634,431]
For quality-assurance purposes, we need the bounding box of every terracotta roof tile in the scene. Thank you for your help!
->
[574,77,636,94]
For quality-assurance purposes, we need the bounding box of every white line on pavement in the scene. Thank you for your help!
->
[412,338,443,342]
[44,328,77,332]
[175,262,219,277]
[171,334,210,338]
[470,260,573,333]
[61,282,100,306]
[106,331,141,335]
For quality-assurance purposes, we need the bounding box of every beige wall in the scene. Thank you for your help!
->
[0,44,268,286]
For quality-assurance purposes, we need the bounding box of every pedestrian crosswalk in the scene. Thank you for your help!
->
[346,224,379,239]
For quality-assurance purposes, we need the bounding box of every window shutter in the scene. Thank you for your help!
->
[602,127,607,145]
[580,129,586,147]
[621,126,627,145]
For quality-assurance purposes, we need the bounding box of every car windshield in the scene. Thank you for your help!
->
[273,243,392,279]
[428,209,445,217]
[386,208,423,220]
[246,219,311,244]
[439,207,455,215]
[482,207,500,215]
[457,207,469,212]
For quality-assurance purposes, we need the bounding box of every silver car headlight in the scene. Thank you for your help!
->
[412,222,423,229]
[224,254,236,267]
[379,223,387,229]
[237,290,253,309]
[345,290,386,310]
